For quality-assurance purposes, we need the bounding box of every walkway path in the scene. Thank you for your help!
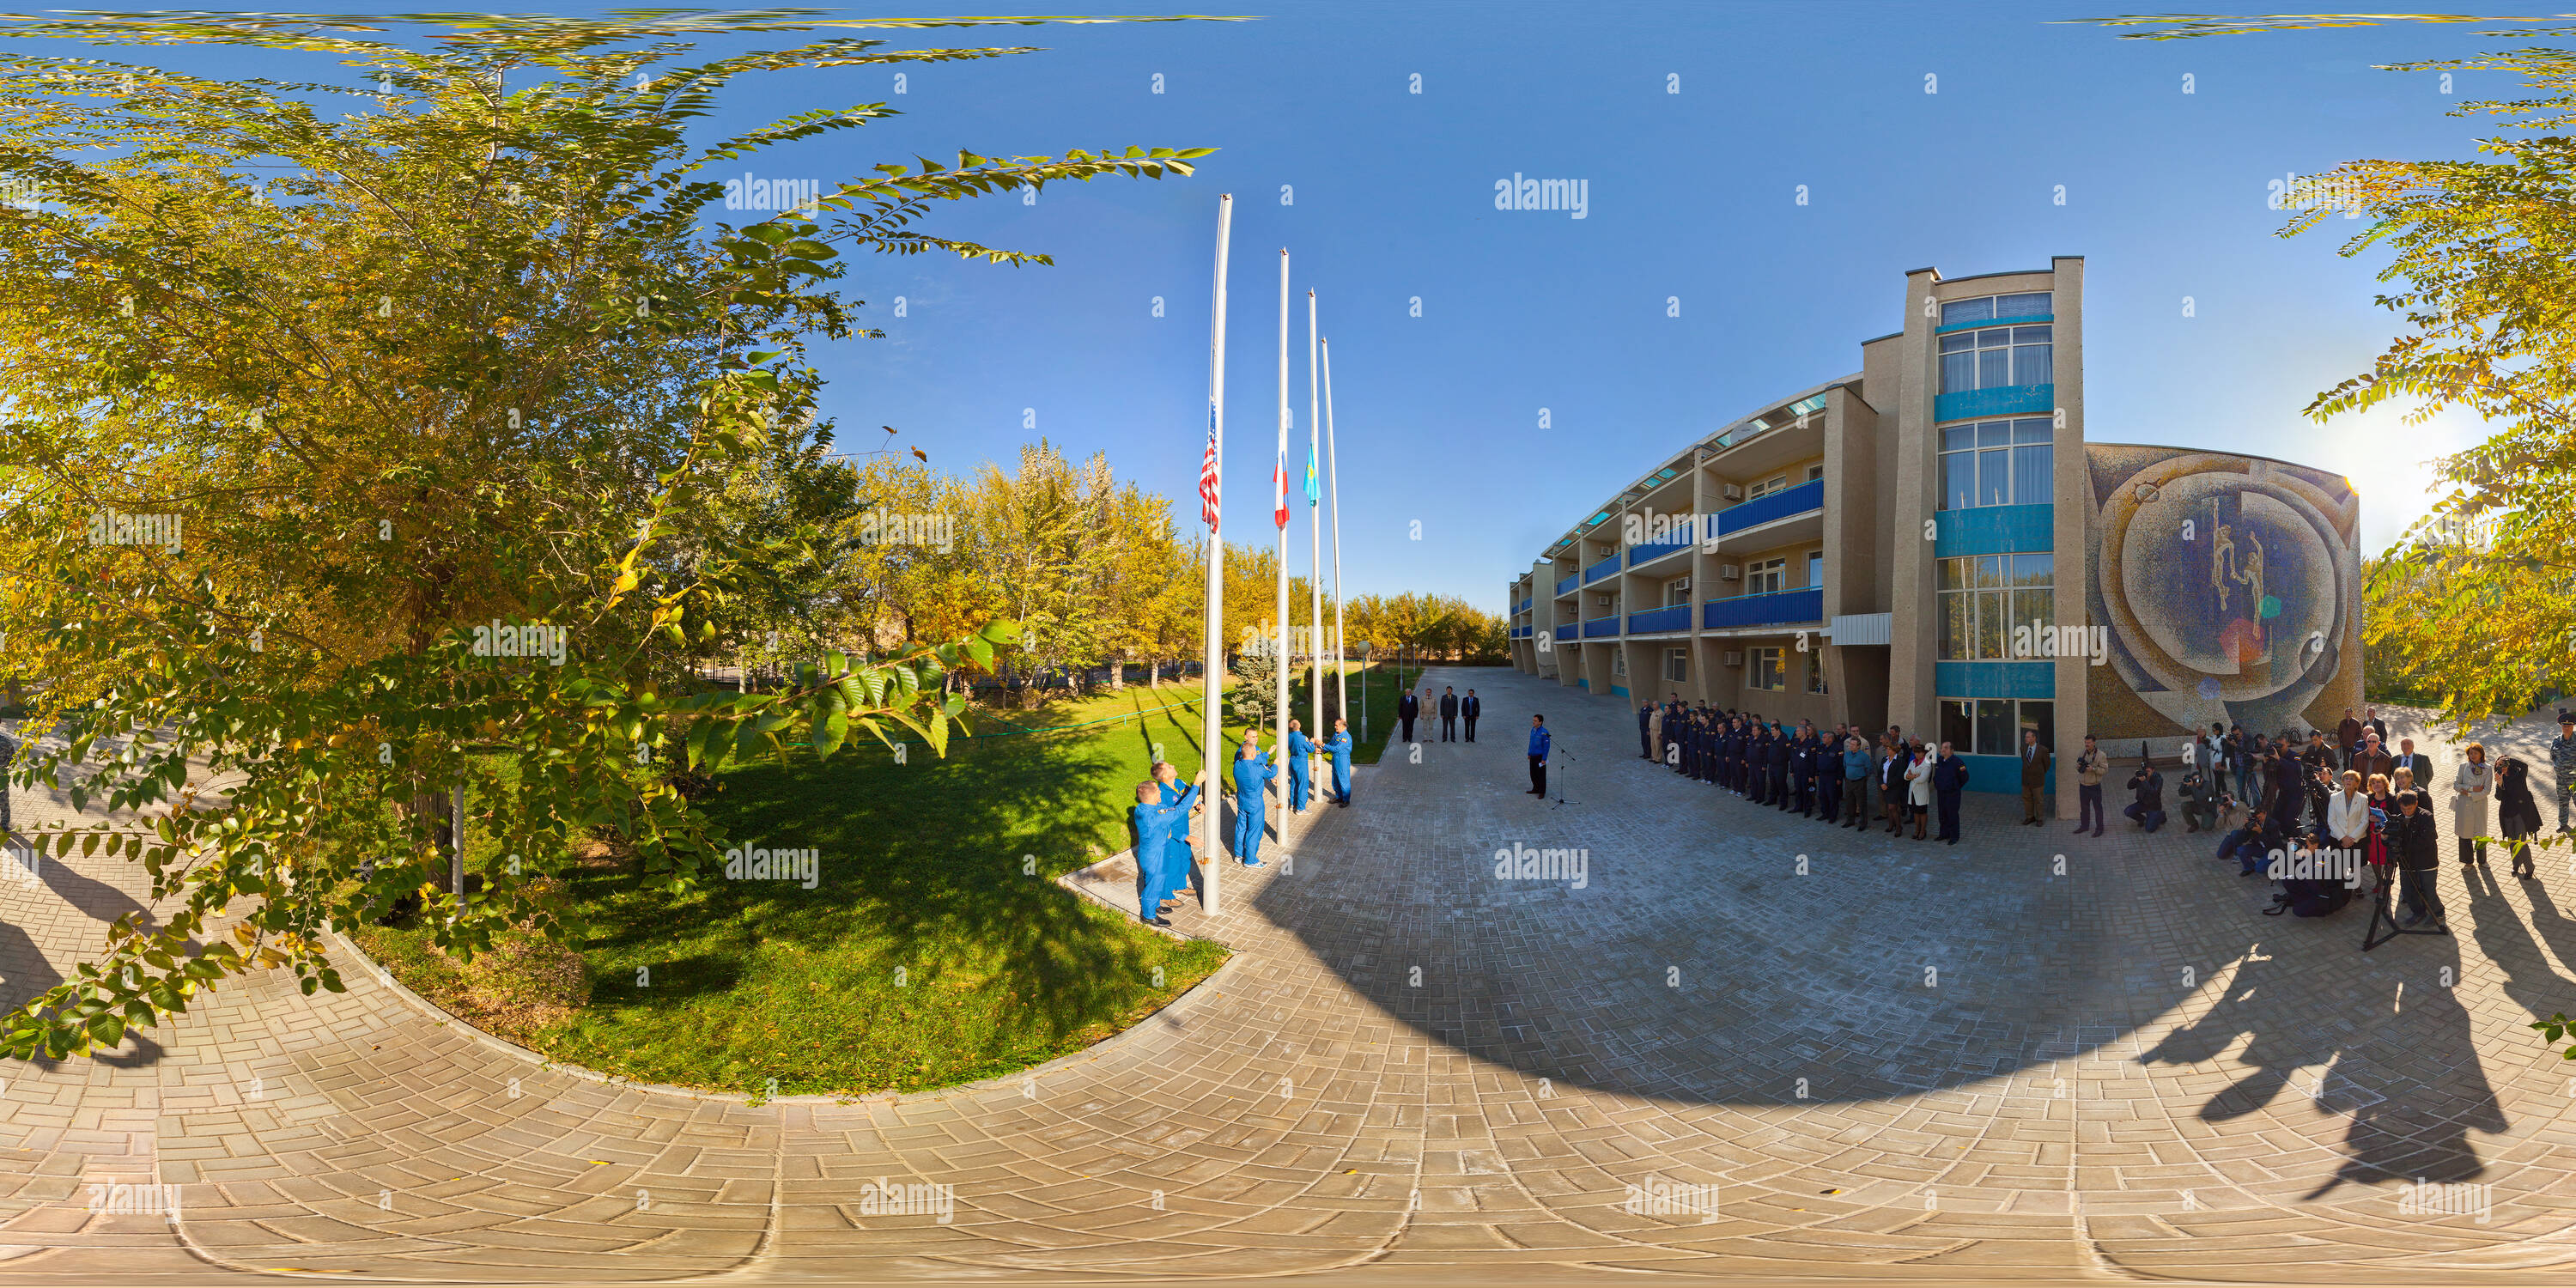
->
[1,671,2573,1282]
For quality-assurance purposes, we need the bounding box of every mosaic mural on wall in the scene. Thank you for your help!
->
[2084,445,2361,742]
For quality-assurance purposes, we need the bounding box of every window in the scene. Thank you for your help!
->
[1749,647,1784,691]
[1806,647,1828,695]
[1941,291,2050,326]
[1613,649,1626,677]
[1665,647,1688,683]
[1664,575,1692,606]
[1938,417,2054,510]
[1747,557,1786,595]
[1940,325,2054,394]
[1938,697,2054,759]
[1748,475,1788,500]
[1938,553,2055,660]
[1806,463,1825,483]
[1806,550,1824,591]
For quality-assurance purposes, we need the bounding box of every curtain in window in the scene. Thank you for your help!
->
[2015,340,2053,386]
[1941,349,1976,393]
[1942,453,1976,510]
[1978,449,2011,507]
[1978,347,2011,388]
[2012,442,2052,507]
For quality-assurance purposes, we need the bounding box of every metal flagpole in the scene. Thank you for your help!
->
[1273,249,1290,820]
[1199,195,1232,918]
[1321,334,1345,740]
[1306,291,1322,768]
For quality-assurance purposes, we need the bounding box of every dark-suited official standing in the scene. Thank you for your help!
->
[1439,686,1459,742]
[1932,740,1971,844]
[1526,715,1552,796]
[1461,690,1481,742]
[1398,690,1419,744]
[1638,700,1655,760]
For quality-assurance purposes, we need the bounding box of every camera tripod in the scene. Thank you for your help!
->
[2361,857,2451,951]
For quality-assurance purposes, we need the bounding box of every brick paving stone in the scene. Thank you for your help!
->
[4,689,2576,1280]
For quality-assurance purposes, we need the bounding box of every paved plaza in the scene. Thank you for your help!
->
[2,666,2574,1284]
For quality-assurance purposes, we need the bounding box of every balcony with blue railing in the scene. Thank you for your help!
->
[1583,553,1621,586]
[1702,586,1825,630]
[1626,534,1694,568]
[1582,616,1619,638]
[1510,624,1531,639]
[1714,477,1825,537]
[1554,573,1578,598]
[1934,382,2054,424]
[1626,603,1692,635]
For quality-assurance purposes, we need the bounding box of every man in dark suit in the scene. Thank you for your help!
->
[1438,686,1458,742]
[1461,690,1481,742]
[1931,740,1971,843]
[1637,699,1654,760]
[1398,690,1419,744]
[2396,738,2436,803]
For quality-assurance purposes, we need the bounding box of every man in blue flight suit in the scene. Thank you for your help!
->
[1130,771,1202,927]
[1324,717,1355,807]
[1527,714,1552,795]
[1773,729,1797,811]
[1230,734,1279,866]
[1932,738,1972,845]
[1152,762,1199,908]
[1285,718,1315,814]
[1794,731,1819,816]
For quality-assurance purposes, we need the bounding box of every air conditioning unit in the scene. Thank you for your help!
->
[1722,650,1745,667]
[1721,483,1744,502]
[1718,563,1741,580]
[1595,596,1614,611]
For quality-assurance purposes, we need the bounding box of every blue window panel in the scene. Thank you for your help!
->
[1935,503,2054,557]
[1935,313,2051,336]
[1934,383,2054,422]
[1716,477,1826,535]
[1952,753,2051,795]
[1627,604,1692,635]
[1933,660,2057,700]
[1701,587,1825,629]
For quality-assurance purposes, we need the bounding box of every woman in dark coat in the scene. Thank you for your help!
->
[2497,756,2543,880]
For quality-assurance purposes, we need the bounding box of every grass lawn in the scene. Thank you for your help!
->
[355,663,1430,1099]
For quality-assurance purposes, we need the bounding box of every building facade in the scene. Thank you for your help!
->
[1506,258,2363,817]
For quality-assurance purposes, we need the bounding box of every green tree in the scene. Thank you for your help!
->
[0,10,1206,1059]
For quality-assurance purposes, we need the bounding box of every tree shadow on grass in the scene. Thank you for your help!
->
[559,723,1224,1093]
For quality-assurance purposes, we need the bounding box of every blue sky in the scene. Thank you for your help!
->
[33,3,2526,606]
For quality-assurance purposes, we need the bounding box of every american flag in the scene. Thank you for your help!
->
[1198,403,1220,532]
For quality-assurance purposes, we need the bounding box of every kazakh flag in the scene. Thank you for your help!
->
[1303,440,1321,507]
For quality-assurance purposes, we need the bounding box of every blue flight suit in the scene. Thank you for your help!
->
[1158,780,1197,901]
[1231,750,1279,866]
[1130,782,1198,920]
[1285,729,1315,812]
[1323,730,1354,804]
